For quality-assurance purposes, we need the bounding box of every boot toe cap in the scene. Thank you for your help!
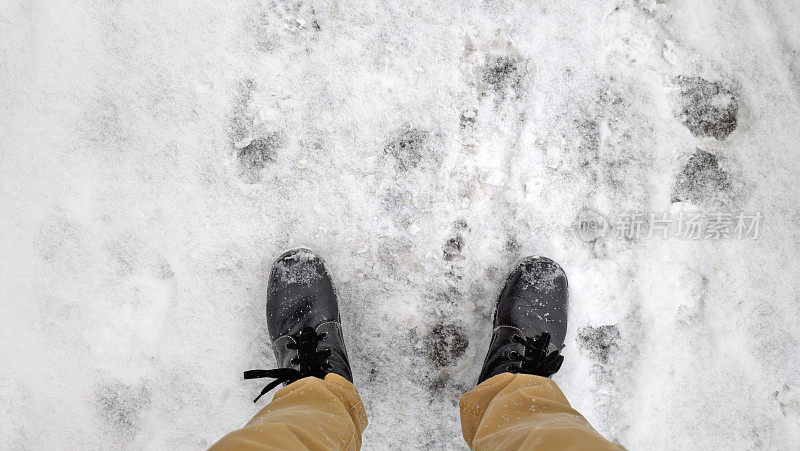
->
[511,256,567,293]
[495,256,569,345]
[267,248,339,339]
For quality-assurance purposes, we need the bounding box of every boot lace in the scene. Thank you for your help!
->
[505,331,564,377]
[244,327,333,402]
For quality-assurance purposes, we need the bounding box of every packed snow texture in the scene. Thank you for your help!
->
[2,0,800,449]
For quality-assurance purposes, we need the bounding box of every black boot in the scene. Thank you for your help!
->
[477,256,568,383]
[244,248,353,402]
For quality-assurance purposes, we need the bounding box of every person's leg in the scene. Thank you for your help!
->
[460,373,622,450]
[211,249,366,450]
[460,256,623,450]
[211,374,367,451]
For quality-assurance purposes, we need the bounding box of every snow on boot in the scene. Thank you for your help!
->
[244,248,353,402]
[477,256,568,383]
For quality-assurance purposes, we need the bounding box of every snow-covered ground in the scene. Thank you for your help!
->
[2,0,800,449]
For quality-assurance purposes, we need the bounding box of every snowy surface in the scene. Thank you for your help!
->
[2,0,800,449]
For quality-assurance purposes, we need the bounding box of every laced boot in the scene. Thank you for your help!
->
[244,248,352,402]
[478,256,568,383]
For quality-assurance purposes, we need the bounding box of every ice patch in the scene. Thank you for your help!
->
[673,76,739,141]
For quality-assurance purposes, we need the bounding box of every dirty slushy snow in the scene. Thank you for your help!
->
[2,0,800,449]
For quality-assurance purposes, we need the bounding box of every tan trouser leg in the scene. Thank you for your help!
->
[211,374,368,451]
[459,373,625,450]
